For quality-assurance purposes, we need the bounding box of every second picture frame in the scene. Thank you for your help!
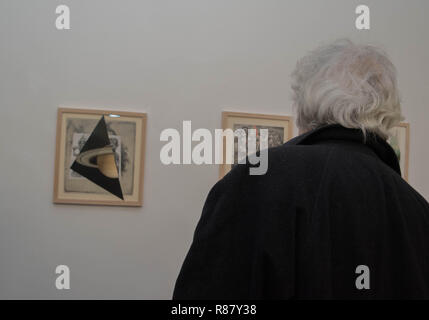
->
[220,111,294,178]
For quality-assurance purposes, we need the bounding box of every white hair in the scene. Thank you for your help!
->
[291,39,403,139]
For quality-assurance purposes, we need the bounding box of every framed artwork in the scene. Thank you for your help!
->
[53,108,147,206]
[219,111,293,178]
[387,122,410,181]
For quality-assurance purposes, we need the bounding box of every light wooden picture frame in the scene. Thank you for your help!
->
[219,111,294,178]
[53,108,147,206]
[388,122,410,181]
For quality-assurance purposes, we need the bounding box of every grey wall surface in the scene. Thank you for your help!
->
[1,0,428,299]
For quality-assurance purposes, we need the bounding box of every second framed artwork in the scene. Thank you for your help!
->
[53,108,147,206]
[220,111,294,178]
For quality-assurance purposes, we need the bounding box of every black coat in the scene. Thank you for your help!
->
[173,125,429,299]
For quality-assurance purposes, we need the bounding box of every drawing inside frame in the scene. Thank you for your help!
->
[219,111,293,178]
[53,108,147,206]
[387,122,410,181]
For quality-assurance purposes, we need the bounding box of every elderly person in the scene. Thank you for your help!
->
[173,39,429,299]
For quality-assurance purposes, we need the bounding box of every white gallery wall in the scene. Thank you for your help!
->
[0,0,428,299]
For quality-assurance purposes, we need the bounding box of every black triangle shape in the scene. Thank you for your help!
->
[70,116,124,200]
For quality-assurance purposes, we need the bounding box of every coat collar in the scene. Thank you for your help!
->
[286,124,401,175]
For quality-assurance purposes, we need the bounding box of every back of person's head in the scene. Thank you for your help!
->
[291,39,403,139]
